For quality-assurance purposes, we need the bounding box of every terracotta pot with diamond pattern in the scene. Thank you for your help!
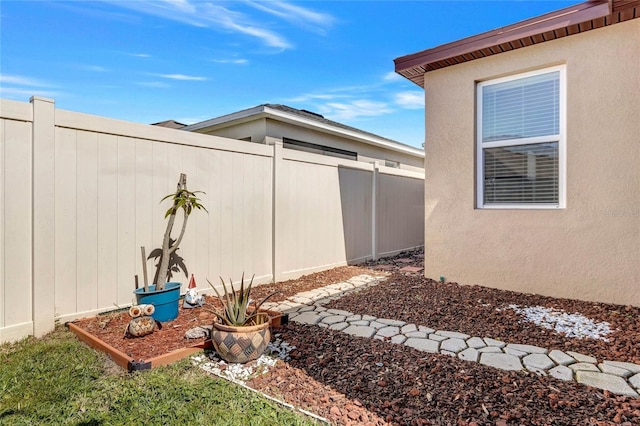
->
[211,314,271,363]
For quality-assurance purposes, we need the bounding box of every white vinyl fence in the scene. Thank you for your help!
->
[0,97,424,343]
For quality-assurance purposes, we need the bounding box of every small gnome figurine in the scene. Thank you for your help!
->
[183,274,204,308]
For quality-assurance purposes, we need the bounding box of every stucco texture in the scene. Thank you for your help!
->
[422,19,640,306]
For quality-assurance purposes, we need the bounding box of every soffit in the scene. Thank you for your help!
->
[395,0,639,87]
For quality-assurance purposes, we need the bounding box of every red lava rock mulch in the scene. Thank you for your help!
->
[70,251,640,425]
[251,323,640,425]
[70,265,378,360]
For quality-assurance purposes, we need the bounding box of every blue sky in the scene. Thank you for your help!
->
[1,1,580,148]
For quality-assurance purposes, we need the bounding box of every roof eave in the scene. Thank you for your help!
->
[394,0,613,85]
[183,106,425,158]
[261,107,425,158]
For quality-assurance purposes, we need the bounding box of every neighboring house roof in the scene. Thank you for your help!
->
[395,0,640,86]
[152,119,187,129]
[182,104,424,157]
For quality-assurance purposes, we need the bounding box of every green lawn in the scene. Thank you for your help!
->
[0,327,319,426]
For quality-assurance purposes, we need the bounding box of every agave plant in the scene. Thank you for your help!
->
[207,273,279,327]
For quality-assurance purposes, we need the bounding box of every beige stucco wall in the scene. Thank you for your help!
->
[194,119,266,143]
[423,19,640,306]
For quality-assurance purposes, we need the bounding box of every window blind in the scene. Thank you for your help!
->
[482,71,560,143]
[483,142,559,204]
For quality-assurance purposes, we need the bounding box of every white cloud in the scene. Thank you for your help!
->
[83,65,109,72]
[0,87,60,98]
[212,58,248,65]
[0,74,60,99]
[394,91,424,109]
[286,92,350,102]
[0,74,52,87]
[158,73,207,81]
[246,0,334,34]
[319,100,392,120]
[108,0,297,50]
[137,81,171,88]
[383,72,403,82]
[131,53,151,58]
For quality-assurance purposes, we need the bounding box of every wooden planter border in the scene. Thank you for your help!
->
[67,310,288,372]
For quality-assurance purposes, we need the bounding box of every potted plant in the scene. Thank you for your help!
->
[134,173,206,322]
[207,274,278,363]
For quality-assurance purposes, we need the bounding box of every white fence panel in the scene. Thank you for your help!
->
[377,171,425,257]
[50,122,274,323]
[0,115,33,342]
[0,97,423,343]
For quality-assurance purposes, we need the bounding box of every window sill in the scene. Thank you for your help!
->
[477,204,565,210]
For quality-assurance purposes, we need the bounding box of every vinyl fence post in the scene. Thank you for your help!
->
[268,137,284,283]
[371,161,379,261]
[31,96,56,337]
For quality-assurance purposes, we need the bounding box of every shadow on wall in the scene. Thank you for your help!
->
[338,166,373,264]
[338,166,425,265]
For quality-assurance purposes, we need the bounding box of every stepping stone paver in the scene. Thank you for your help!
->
[329,322,349,331]
[459,347,479,362]
[466,337,486,349]
[549,350,575,366]
[569,363,600,372]
[523,354,555,371]
[436,330,470,339]
[369,321,389,330]
[326,309,352,316]
[602,361,640,374]
[483,338,506,348]
[405,337,440,353]
[377,318,406,327]
[264,273,640,398]
[480,353,523,371]
[477,346,503,353]
[549,365,574,381]
[575,371,639,398]
[390,335,407,345]
[567,351,597,364]
[505,344,547,354]
[321,315,347,325]
[343,325,376,338]
[375,326,400,339]
[440,338,467,353]
[505,347,528,357]
[599,363,633,378]
[428,334,448,342]
[401,324,417,333]
[292,312,321,325]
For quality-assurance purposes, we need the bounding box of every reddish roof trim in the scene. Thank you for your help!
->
[395,0,638,86]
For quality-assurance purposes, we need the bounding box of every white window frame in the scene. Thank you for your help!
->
[476,65,566,209]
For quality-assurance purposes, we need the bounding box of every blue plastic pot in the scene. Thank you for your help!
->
[133,282,182,322]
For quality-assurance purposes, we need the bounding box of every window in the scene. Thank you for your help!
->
[384,159,400,168]
[477,66,565,209]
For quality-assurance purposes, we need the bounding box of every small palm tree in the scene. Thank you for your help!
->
[144,173,206,291]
